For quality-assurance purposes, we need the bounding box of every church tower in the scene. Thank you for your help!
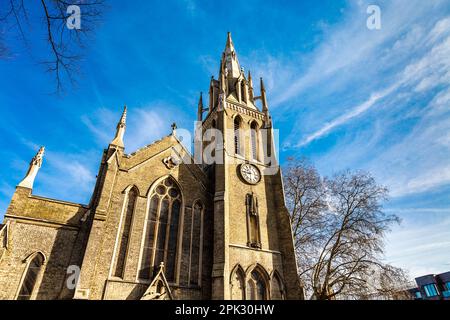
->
[198,33,302,299]
[0,32,301,301]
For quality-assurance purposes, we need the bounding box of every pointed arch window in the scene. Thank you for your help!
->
[17,252,45,300]
[113,186,138,278]
[250,121,259,161]
[230,266,245,300]
[246,269,267,300]
[246,193,261,248]
[180,200,204,286]
[139,177,181,282]
[271,272,285,300]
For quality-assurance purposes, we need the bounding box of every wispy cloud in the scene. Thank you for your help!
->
[293,83,400,148]
[252,0,450,276]
[385,214,450,277]
[268,0,449,107]
[83,102,190,154]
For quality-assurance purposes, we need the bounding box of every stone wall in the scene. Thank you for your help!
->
[0,187,88,299]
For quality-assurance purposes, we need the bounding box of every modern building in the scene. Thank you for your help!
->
[0,33,302,300]
[409,272,450,300]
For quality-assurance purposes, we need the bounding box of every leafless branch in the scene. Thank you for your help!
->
[0,0,105,93]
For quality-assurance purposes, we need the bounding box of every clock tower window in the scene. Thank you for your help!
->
[246,193,261,248]
[250,121,259,161]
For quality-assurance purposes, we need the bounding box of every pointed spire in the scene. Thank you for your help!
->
[226,32,234,51]
[248,71,254,102]
[223,32,241,79]
[18,146,45,189]
[260,77,269,113]
[119,105,127,125]
[110,105,127,148]
[197,92,204,121]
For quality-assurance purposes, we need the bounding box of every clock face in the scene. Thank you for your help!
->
[240,164,261,184]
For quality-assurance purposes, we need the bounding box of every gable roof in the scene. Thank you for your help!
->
[119,134,210,189]
[141,262,173,300]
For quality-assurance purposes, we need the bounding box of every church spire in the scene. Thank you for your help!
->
[223,32,241,79]
[17,146,45,189]
[110,105,127,148]
[248,71,254,102]
[260,77,269,113]
[197,92,204,121]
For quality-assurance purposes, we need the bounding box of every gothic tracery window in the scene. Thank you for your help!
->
[113,186,138,278]
[246,269,267,300]
[180,201,204,286]
[17,252,45,300]
[139,177,181,282]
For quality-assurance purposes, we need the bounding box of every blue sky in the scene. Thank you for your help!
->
[0,0,449,278]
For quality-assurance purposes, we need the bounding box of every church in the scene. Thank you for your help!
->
[0,33,302,300]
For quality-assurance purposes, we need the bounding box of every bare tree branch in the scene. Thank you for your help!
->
[0,0,105,93]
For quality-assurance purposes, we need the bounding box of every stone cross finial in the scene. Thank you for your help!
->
[18,146,45,189]
[171,122,177,135]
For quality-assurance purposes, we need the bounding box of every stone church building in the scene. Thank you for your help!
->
[0,33,302,300]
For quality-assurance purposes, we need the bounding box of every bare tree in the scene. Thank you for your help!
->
[344,265,414,300]
[284,159,406,300]
[283,158,327,284]
[0,0,104,93]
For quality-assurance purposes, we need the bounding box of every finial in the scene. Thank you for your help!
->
[110,106,127,148]
[260,77,266,92]
[17,146,45,189]
[119,105,127,125]
[260,78,269,113]
[171,122,177,135]
[199,92,203,106]
[197,92,204,121]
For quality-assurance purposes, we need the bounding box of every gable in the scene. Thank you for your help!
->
[141,263,173,300]
[117,135,210,192]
